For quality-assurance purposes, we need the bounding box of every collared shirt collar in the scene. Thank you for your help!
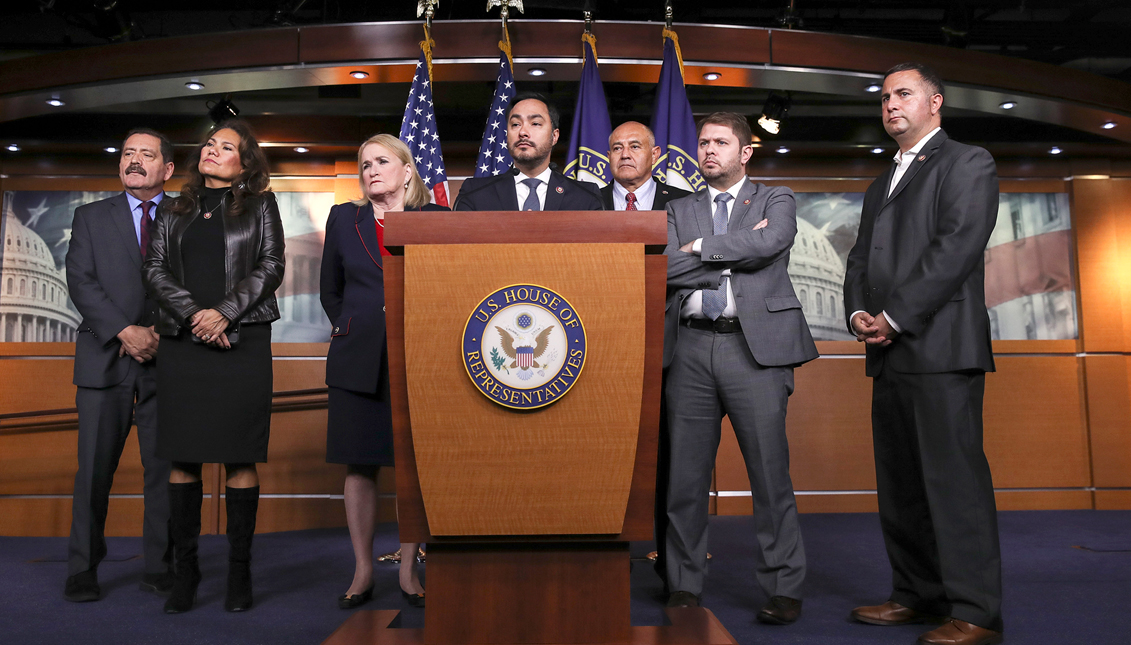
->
[612,177,657,210]
[893,126,942,166]
[125,191,165,213]
[513,166,553,189]
[706,176,746,207]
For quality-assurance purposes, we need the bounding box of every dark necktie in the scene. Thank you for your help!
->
[522,178,542,211]
[625,192,638,211]
[139,201,154,259]
[701,192,733,320]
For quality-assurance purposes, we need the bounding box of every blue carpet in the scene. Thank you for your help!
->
[2,511,1128,644]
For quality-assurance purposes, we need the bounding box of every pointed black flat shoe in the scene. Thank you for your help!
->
[401,589,425,608]
[338,585,374,610]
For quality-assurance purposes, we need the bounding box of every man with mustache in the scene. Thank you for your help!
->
[64,128,176,602]
[663,112,816,624]
[454,92,603,211]
[600,120,690,590]
[844,62,1003,645]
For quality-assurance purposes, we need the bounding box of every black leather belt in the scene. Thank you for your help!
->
[683,317,743,333]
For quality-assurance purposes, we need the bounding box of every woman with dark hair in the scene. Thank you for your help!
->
[320,134,447,609]
[143,119,285,614]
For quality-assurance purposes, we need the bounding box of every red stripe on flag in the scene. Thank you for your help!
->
[984,229,1073,308]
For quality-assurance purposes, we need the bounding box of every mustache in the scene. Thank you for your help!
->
[124,163,147,176]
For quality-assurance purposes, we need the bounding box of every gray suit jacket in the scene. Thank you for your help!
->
[65,192,152,388]
[663,179,818,368]
[843,129,998,377]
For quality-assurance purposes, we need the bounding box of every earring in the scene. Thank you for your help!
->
[404,181,409,189]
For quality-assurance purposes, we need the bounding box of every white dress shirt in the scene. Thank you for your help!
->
[611,177,657,211]
[513,167,553,211]
[125,191,165,246]
[681,177,745,319]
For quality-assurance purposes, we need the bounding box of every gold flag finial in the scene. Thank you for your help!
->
[417,0,439,29]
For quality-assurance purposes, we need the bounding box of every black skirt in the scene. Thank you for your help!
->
[156,323,273,463]
[325,386,394,466]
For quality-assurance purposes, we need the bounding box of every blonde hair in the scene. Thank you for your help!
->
[353,134,431,209]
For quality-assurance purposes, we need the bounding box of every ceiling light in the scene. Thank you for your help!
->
[999,101,1016,110]
[527,68,547,77]
[757,92,791,136]
[703,72,721,81]
[294,147,309,153]
[185,81,205,91]
[208,97,240,124]
[46,98,65,107]
[776,146,790,154]
[865,84,881,93]
[871,147,885,154]
[104,146,119,153]
[1102,121,1117,130]
[1049,146,1062,155]
[349,71,370,79]
[6,144,19,152]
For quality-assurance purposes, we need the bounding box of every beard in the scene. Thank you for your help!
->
[510,139,551,167]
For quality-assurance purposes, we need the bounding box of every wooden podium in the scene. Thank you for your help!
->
[323,211,737,645]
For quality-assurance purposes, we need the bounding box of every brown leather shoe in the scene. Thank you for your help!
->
[851,601,941,626]
[917,619,1003,645]
[757,596,802,625]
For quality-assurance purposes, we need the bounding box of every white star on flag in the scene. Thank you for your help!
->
[398,45,449,207]
[474,44,517,178]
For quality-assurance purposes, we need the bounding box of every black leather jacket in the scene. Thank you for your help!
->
[143,191,285,335]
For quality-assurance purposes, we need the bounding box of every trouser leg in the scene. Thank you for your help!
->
[133,365,171,575]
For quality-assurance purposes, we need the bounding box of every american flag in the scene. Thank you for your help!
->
[474,46,517,177]
[399,46,450,206]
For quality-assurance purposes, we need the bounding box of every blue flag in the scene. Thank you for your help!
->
[564,33,612,187]
[474,33,517,177]
[650,28,705,193]
[399,32,449,206]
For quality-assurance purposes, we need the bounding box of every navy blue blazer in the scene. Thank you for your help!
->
[453,167,603,211]
[319,201,449,394]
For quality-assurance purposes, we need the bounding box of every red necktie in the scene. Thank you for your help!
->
[625,192,638,211]
[139,201,154,259]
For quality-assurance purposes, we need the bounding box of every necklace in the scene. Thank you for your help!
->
[202,190,231,219]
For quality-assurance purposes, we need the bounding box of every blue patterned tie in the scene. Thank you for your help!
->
[522,178,542,211]
[701,192,733,320]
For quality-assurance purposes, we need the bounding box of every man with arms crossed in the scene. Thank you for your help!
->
[844,62,1003,645]
[663,112,817,624]
[454,92,603,212]
[64,129,175,601]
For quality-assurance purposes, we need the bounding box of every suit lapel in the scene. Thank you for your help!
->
[495,172,521,211]
[353,204,383,269]
[693,190,713,238]
[111,193,143,268]
[884,129,948,207]
[543,172,565,211]
[727,180,758,232]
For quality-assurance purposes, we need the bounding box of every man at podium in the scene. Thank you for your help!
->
[453,92,603,212]
[662,112,818,624]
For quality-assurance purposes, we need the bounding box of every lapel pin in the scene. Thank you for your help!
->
[555,186,564,194]
[918,155,926,162]
[744,199,751,205]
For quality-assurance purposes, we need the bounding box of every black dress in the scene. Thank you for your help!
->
[156,186,273,463]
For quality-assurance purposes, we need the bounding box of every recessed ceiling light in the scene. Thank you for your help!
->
[527,67,547,77]
[999,101,1016,110]
[703,72,721,81]
[46,98,65,107]
[6,144,19,152]
[776,146,790,154]
[1102,121,1117,130]
[871,147,885,154]
[865,84,881,93]
[349,70,370,79]
[1049,146,1062,155]
[294,147,309,153]
[104,146,119,153]
[185,81,205,91]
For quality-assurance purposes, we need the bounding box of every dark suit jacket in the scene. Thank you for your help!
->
[453,168,604,211]
[844,129,998,377]
[319,202,450,394]
[599,178,691,211]
[66,192,156,388]
[664,179,818,369]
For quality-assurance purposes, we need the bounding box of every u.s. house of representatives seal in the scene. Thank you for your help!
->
[462,284,587,410]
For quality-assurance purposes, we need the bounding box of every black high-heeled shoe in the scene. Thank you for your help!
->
[338,585,374,610]
[401,589,425,608]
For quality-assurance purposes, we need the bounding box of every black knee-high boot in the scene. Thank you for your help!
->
[164,481,202,614]
[224,485,259,612]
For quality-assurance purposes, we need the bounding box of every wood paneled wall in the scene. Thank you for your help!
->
[3,166,1131,537]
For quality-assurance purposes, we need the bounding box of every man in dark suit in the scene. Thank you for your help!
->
[600,121,691,212]
[663,112,817,624]
[601,120,690,589]
[63,128,175,602]
[844,63,1003,645]
[454,92,603,211]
